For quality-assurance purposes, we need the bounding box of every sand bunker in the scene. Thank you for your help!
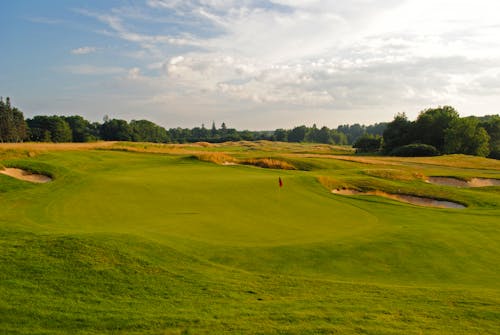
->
[427,177,500,188]
[331,189,465,209]
[0,168,52,183]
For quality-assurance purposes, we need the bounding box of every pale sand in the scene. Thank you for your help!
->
[427,177,500,188]
[331,189,465,209]
[0,168,52,183]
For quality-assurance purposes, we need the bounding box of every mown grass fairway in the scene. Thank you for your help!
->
[1,142,499,334]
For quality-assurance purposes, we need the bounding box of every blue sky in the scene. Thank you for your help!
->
[2,0,500,129]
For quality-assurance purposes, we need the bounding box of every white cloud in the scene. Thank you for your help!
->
[71,46,97,55]
[72,0,500,127]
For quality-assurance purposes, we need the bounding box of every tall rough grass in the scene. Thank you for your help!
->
[317,176,355,191]
[194,152,236,164]
[241,158,296,170]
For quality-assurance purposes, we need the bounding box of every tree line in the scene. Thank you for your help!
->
[353,106,499,159]
[1,97,498,159]
[0,97,385,145]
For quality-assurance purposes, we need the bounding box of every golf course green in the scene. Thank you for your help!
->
[1,142,499,334]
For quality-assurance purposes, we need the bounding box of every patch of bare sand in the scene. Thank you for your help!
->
[427,177,500,187]
[0,168,52,183]
[331,188,465,209]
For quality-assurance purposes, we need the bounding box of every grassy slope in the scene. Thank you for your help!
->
[1,145,499,334]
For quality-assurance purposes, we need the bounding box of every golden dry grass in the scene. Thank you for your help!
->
[194,152,236,164]
[240,158,296,170]
[329,154,500,170]
[317,176,357,191]
[0,142,116,151]
[193,142,213,147]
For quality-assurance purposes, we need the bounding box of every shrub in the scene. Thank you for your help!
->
[389,144,439,157]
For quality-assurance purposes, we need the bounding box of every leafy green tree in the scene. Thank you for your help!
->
[366,122,388,137]
[305,124,320,142]
[316,126,332,144]
[479,116,500,159]
[382,113,414,153]
[444,118,490,157]
[130,120,169,143]
[273,129,288,142]
[336,123,365,144]
[210,121,217,138]
[100,119,132,141]
[50,117,72,142]
[331,130,348,145]
[220,122,227,135]
[0,98,14,142]
[62,115,95,142]
[353,135,382,153]
[0,97,27,142]
[288,125,307,142]
[168,127,191,143]
[239,130,254,141]
[12,108,28,142]
[26,115,72,142]
[414,106,459,151]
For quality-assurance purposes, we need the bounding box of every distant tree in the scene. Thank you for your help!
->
[130,120,169,143]
[193,124,209,140]
[50,116,72,142]
[239,130,254,141]
[330,130,348,145]
[273,128,288,142]
[382,113,414,153]
[62,115,95,142]
[305,124,320,142]
[366,122,388,137]
[210,121,217,138]
[414,106,459,151]
[219,126,241,142]
[337,123,365,144]
[12,108,28,142]
[220,122,227,135]
[353,135,382,153]
[0,97,28,142]
[316,126,332,144]
[444,118,490,157]
[288,125,307,142]
[479,115,500,159]
[168,127,191,143]
[26,115,72,142]
[89,122,101,140]
[100,119,132,141]
[0,98,14,142]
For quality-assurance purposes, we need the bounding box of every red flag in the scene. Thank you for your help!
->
[278,177,283,188]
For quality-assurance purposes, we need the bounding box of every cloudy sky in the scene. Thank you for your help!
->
[1,0,500,129]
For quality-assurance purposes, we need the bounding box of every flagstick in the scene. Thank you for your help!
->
[278,177,282,203]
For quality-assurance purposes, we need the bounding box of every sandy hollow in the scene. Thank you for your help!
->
[0,168,52,183]
[427,177,500,187]
[331,188,465,209]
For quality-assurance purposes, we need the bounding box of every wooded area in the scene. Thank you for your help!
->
[1,97,498,158]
